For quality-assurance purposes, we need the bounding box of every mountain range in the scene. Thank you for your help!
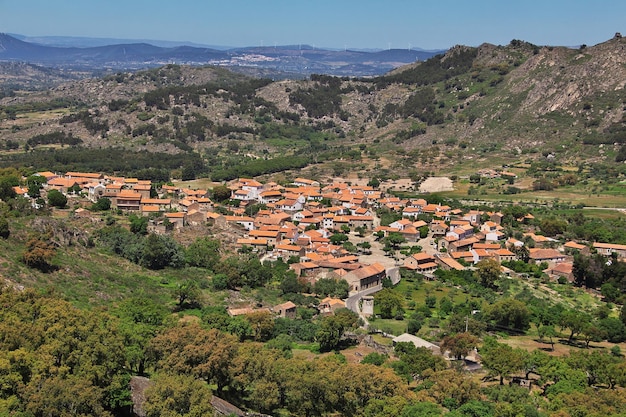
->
[1,33,626,180]
[0,33,442,77]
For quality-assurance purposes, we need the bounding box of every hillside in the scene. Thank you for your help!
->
[1,34,626,181]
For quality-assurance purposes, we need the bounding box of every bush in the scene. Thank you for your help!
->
[0,217,9,239]
[47,189,67,208]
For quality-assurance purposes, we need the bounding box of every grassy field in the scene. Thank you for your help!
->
[438,178,626,208]
[369,279,485,336]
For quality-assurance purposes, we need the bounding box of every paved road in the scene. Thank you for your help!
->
[345,284,382,328]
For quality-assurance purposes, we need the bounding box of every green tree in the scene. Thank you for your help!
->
[24,375,110,417]
[314,277,349,298]
[480,338,525,385]
[47,189,68,208]
[559,310,591,341]
[361,352,388,366]
[185,237,221,270]
[316,309,358,352]
[25,174,46,198]
[148,323,237,392]
[476,258,501,289]
[329,233,349,245]
[401,402,444,417]
[280,271,305,294]
[484,298,531,333]
[91,197,111,211]
[368,177,380,188]
[384,232,406,249]
[392,342,448,382]
[537,325,558,351]
[316,314,345,352]
[374,288,404,319]
[245,310,275,342]
[141,233,185,270]
[129,213,148,235]
[0,174,18,201]
[581,322,607,348]
[174,279,202,308]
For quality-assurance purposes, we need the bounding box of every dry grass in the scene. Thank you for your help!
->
[501,335,626,358]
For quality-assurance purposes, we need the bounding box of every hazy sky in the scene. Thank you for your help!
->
[1,0,624,50]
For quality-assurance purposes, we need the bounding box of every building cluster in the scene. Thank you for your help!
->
[20,172,626,294]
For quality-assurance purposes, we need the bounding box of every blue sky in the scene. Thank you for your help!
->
[0,0,624,50]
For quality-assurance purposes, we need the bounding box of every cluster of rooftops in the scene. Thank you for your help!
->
[20,172,626,294]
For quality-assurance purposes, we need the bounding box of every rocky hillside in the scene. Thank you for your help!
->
[1,34,626,177]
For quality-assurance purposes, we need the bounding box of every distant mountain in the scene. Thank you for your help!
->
[0,34,443,77]
[8,34,226,49]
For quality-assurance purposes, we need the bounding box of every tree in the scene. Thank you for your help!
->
[314,277,349,298]
[129,214,148,235]
[144,373,215,417]
[25,174,46,198]
[384,232,406,249]
[374,288,404,319]
[280,271,305,294]
[316,314,345,352]
[316,309,358,352]
[441,332,479,360]
[368,177,380,188]
[537,325,557,351]
[141,233,185,270]
[329,233,349,245]
[173,279,201,308]
[148,323,237,392]
[392,343,447,382]
[0,175,18,201]
[480,338,525,385]
[361,352,388,366]
[420,368,482,407]
[24,375,110,417]
[581,323,607,348]
[115,296,168,375]
[47,189,67,208]
[22,236,56,272]
[91,197,111,211]
[476,258,501,289]
[539,217,568,237]
[559,310,591,341]
[245,310,275,342]
[211,184,231,202]
[484,298,531,333]
[185,237,221,270]
[401,402,444,417]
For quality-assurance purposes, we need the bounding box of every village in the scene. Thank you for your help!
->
[21,171,626,305]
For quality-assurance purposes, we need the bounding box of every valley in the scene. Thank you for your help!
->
[0,33,626,417]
